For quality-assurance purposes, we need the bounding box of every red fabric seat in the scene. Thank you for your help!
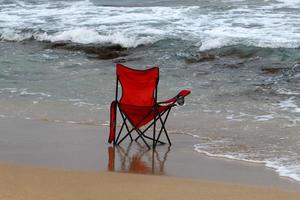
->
[109,64,191,148]
[118,103,172,128]
[117,64,158,106]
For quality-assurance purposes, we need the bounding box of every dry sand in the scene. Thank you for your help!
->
[0,163,300,200]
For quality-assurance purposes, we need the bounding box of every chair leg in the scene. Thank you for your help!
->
[132,128,151,149]
[154,126,165,147]
[116,108,170,149]
[153,113,156,148]
[135,132,150,149]
[120,112,133,142]
[117,109,153,148]
[134,127,166,145]
[117,125,151,149]
[155,108,172,146]
[134,109,171,146]
[138,132,166,145]
[134,110,168,143]
[117,129,133,145]
[115,119,126,144]
[115,112,134,145]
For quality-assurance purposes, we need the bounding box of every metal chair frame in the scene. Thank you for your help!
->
[113,77,173,149]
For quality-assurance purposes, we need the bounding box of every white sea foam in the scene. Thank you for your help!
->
[273,0,300,8]
[73,101,95,107]
[276,88,300,95]
[226,112,277,122]
[266,160,300,182]
[277,97,300,113]
[0,29,33,41]
[194,145,264,164]
[0,88,51,98]
[1,1,300,49]
[20,89,51,98]
[254,114,274,121]
[226,112,250,122]
[273,97,300,125]
[36,28,157,48]
[194,144,300,182]
[0,88,18,93]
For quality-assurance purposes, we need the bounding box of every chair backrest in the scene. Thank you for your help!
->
[116,64,159,106]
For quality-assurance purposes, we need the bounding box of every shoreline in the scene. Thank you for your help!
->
[1,39,300,186]
[193,148,300,184]
[0,117,300,193]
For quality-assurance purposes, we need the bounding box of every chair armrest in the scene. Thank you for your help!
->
[158,90,191,106]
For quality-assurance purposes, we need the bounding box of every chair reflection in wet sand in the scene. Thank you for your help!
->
[108,142,170,174]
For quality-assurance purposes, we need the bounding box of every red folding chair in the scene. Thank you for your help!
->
[109,64,191,148]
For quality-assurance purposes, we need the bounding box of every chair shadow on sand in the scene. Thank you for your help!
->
[108,142,170,175]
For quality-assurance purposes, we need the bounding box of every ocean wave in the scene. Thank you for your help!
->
[268,0,300,9]
[1,1,300,50]
[0,28,159,48]
[182,45,300,64]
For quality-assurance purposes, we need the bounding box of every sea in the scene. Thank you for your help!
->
[0,0,300,182]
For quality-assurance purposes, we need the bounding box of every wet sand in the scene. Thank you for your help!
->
[0,117,300,199]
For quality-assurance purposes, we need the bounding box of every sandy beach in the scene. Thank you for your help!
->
[0,117,300,199]
[1,0,300,199]
[1,164,300,200]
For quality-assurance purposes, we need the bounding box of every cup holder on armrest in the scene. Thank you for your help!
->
[176,95,185,106]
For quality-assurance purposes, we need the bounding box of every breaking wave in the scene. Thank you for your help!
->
[1,0,300,50]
